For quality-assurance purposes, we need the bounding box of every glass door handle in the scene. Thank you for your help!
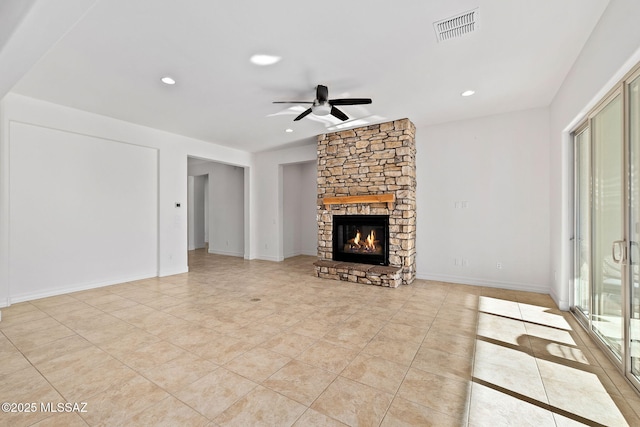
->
[612,240,626,264]
[630,241,640,265]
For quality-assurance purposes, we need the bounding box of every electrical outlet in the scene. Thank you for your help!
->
[496,262,503,269]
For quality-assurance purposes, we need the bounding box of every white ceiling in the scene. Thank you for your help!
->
[6,0,609,152]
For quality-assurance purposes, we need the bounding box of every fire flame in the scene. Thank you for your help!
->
[366,230,375,248]
[349,229,377,252]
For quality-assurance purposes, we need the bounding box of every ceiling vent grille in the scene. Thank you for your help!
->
[434,8,478,42]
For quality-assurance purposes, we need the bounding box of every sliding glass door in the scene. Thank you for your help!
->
[592,93,624,358]
[629,72,640,384]
[572,65,640,391]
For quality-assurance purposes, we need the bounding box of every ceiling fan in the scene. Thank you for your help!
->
[273,84,372,121]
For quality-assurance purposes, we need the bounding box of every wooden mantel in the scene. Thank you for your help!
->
[322,193,395,210]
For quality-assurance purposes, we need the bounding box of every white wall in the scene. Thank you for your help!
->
[210,165,244,257]
[8,121,158,302]
[188,161,244,257]
[283,161,317,258]
[416,108,551,293]
[0,93,252,306]
[549,0,640,309]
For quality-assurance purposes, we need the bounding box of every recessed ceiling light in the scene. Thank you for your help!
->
[250,54,282,66]
[285,128,293,133]
[161,76,176,85]
[461,90,475,97]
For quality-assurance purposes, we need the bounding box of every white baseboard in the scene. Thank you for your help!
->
[7,272,158,305]
[549,286,569,311]
[284,250,316,258]
[256,254,284,262]
[158,267,189,277]
[415,272,550,294]
[208,248,244,257]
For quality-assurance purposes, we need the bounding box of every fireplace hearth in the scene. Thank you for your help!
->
[333,215,389,266]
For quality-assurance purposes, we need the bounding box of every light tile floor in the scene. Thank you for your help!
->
[1,250,639,426]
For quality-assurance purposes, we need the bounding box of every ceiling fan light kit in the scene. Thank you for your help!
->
[273,84,372,122]
[312,104,331,116]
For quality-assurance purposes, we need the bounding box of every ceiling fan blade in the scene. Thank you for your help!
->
[330,106,349,121]
[316,85,329,103]
[272,101,313,104]
[329,98,372,106]
[293,108,313,121]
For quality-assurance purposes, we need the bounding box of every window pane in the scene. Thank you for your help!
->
[629,75,640,381]
[592,94,623,359]
[575,128,591,318]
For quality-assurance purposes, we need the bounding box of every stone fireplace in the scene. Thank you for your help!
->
[314,118,416,287]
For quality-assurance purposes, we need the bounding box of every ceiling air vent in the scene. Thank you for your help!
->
[434,8,478,42]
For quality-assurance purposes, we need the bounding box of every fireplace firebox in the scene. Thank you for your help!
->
[333,215,389,266]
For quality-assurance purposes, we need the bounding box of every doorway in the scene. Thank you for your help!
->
[188,174,208,250]
[282,161,317,259]
[187,157,245,259]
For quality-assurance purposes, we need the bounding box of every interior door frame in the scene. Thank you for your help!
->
[572,122,591,327]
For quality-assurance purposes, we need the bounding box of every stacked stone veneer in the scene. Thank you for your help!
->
[315,118,416,286]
